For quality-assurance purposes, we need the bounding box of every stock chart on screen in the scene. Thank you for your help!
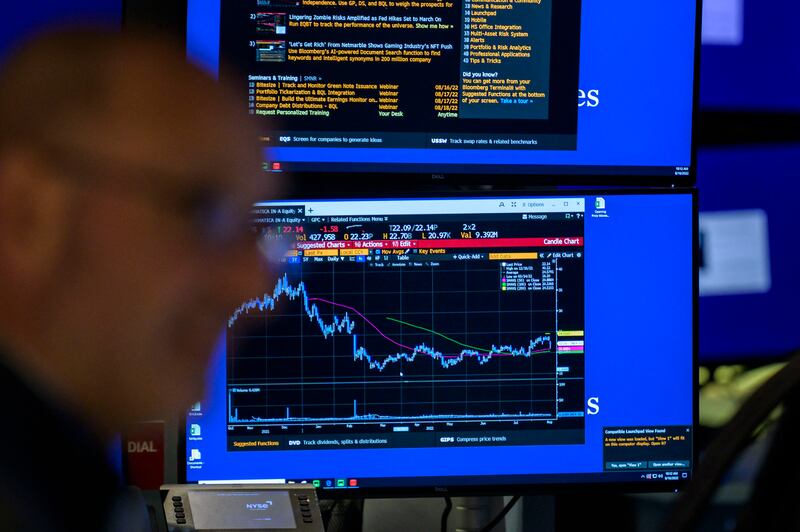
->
[187,193,694,492]
[226,198,585,451]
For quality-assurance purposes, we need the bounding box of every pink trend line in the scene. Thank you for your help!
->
[306,297,551,359]
[307,297,414,352]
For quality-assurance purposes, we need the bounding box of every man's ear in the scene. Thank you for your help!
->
[0,151,74,286]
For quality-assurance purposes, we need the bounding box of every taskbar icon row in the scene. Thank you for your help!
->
[288,478,359,489]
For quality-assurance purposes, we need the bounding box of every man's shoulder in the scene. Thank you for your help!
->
[0,354,122,532]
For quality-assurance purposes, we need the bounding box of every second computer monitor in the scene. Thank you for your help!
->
[185,191,696,495]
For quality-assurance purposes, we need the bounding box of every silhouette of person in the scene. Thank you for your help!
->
[0,28,279,531]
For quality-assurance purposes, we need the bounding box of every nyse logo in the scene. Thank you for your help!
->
[246,501,274,510]
[127,440,157,453]
[578,89,600,108]
[439,437,455,443]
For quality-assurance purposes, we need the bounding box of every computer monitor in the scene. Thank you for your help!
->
[183,190,696,495]
[186,0,700,184]
[701,0,800,112]
[698,144,800,361]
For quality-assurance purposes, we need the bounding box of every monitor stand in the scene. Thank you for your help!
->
[447,495,555,532]
[448,497,507,531]
[359,495,555,531]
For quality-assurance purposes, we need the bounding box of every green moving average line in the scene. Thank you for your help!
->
[386,316,505,353]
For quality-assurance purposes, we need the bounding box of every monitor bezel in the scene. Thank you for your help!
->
[178,186,699,499]
[179,0,703,187]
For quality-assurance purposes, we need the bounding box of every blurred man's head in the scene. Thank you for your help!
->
[0,28,276,435]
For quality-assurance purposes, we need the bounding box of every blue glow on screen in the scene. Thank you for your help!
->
[186,1,697,171]
[701,0,800,111]
[186,193,694,484]
[698,145,800,359]
[186,0,220,76]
